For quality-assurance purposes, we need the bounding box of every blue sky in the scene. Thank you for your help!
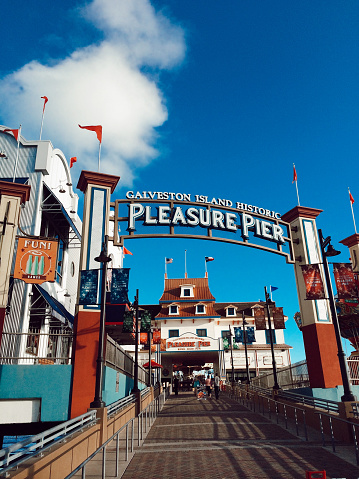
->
[2,0,359,363]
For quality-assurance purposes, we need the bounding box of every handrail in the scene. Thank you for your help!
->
[0,410,97,472]
[140,386,151,397]
[247,383,339,413]
[315,410,359,465]
[107,394,136,417]
[65,389,168,478]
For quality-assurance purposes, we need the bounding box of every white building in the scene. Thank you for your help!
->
[140,276,291,383]
[0,127,82,363]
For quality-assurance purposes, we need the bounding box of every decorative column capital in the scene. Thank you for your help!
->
[77,170,120,194]
[340,234,359,248]
[281,206,323,223]
[0,180,31,204]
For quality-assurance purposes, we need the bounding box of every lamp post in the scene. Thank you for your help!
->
[90,235,111,409]
[318,229,356,402]
[264,286,280,390]
[242,311,250,384]
[148,327,152,387]
[228,325,235,386]
[132,289,140,393]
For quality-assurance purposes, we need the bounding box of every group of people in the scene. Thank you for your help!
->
[193,373,221,399]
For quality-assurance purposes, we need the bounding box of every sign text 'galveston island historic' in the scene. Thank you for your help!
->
[113,191,295,263]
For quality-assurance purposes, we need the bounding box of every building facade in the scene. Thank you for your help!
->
[139,275,291,383]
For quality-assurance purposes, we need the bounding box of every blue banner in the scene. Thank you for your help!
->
[234,327,243,343]
[79,270,99,305]
[111,268,130,304]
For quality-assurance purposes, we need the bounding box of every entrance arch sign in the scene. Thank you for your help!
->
[112,192,295,263]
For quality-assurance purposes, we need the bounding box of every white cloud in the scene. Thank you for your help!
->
[0,0,185,185]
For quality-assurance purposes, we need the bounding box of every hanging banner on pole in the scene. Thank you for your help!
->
[300,264,326,300]
[333,263,359,300]
[140,332,148,344]
[153,329,161,344]
[246,327,256,342]
[272,307,286,329]
[253,307,266,330]
[122,311,135,333]
[110,268,130,304]
[141,310,152,332]
[234,327,243,343]
[79,269,99,305]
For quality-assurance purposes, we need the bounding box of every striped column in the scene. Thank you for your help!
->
[70,171,120,418]
[282,206,342,388]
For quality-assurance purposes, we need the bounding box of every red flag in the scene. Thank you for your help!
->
[70,157,77,168]
[78,124,102,143]
[123,246,133,256]
[292,165,297,183]
[2,128,19,141]
[349,190,355,205]
[41,96,48,113]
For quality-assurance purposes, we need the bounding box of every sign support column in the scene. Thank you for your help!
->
[70,171,120,418]
[282,206,342,389]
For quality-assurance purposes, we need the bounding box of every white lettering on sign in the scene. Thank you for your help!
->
[126,191,281,219]
[127,204,285,244]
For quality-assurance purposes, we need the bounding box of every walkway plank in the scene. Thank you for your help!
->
[121,392,359,479]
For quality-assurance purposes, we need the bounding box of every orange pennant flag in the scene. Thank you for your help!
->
[78,124,102,143]
[123,247,133,256]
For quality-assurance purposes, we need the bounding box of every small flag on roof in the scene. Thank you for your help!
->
[205,256,214,262]
[270,286,278,293]
[165,258,173,264]
[123,246,133,256]
[70,157,77,168]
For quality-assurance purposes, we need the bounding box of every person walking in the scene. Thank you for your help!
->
[205,375,212,398]
[214,373,220,399]
[173,375,179,395]
[193,376,201,397]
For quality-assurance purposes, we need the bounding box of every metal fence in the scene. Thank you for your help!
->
[0,328,73,365]
[251,359,359,390]
[105,335,149,384]
[250,360,309,389]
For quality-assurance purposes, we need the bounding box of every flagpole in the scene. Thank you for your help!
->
[39,96,48,140]
[165,258,167,279]
[12,125,21,183]
[270,285,273,302]
[293,163,300,206]
[205,258,208,277]
[185,250,187,278]
[349,187,357,234]
[98,141,102,172]
[39,107,45,140]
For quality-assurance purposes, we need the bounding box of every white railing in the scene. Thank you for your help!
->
[0,411,97,473]
[0,329,73,365]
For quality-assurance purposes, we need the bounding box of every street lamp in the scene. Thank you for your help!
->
[132,289,140,393]
[318,229,356,402]
[90,235,111,409]
[264,286,280,390]
[228,325,235,387]
[242,311,250,384]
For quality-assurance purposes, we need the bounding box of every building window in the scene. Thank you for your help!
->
[196,304,205,314]
[169,304,179,315]
[169,330,179,338]
[196,329,207,337]
[226,307,236,317]
[181,285,194,297]
[56,237,65,284]
[265,329,276,344]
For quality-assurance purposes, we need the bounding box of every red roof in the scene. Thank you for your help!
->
[159,277,215,302]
